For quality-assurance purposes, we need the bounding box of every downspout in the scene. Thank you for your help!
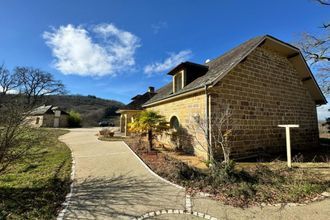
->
[205,85,213,162]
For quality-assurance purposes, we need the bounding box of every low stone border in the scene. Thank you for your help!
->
[57,151,76,220]
[122,141,184,189]
[133,209,218,220]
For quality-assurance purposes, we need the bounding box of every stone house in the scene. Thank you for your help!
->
[26,105,69,128]
[118,35,327,160]
[117,87,156,136]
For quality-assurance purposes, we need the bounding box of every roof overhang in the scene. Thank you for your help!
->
[143,87,205,107]
[167,62,208,76]
[116,109,142,114]
[261,35,327,105]
[210,35,327,105]
[144,35,327,107]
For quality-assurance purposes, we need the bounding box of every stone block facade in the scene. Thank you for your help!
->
[147,92,209,159]
[147,46,319,160]
[25,114,68,128]
[210,47,319,158]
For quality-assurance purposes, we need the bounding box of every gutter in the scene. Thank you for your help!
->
[204,84,213,162]
[143,87,205,107]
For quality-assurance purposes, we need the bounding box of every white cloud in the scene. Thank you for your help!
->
[144,50,192,76]
[43,24,140,77]
[151,21,167,34]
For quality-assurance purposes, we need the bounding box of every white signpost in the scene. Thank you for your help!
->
[278,124,299,168]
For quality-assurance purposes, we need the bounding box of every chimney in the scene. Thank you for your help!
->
[148,86,155,93]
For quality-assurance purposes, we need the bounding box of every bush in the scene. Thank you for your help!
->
[206,160,256,187]
[176,161,201,180]
[99,128,114,137]
[67,110,82,128]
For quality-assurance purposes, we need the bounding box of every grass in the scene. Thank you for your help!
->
[0,129,72,219]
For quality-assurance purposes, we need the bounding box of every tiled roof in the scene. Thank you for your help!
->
[144,36,264,105]
[120,92,156,110]
[30,105,53,115]
[30,105,69,115]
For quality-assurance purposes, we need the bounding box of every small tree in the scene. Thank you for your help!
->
[189,105,233,167]
[67,110,82,128]
[0,102,43,173]
[128,110,168,152]
[0,64,18,95]
[0,66,66,173]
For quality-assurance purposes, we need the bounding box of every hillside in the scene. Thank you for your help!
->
[44,95,124,127]
[0,94,125,127]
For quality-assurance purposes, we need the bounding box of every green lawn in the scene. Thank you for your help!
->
[0,129,72,219]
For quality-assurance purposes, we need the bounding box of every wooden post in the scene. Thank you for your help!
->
[278,125,299,168]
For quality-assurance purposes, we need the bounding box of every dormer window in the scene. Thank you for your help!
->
[173,70,184,93]
[168,62,208,94]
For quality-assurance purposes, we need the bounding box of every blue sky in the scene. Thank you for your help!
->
[0,0,329,119]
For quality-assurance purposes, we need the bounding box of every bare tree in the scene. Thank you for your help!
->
[15,67,66,105]
[297,0,330,94]
[315,0,330,6]
[189,105,233,167]
[0,67,66,173]
[0,64,18,95]
[0,102,44,173]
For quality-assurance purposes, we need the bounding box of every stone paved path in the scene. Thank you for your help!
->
[58,128,330,220]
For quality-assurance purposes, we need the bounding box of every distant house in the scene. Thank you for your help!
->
[27,105,69,128]
[118,35,327,160]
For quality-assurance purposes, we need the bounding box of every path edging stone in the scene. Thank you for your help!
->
[133,209,218,220]
[57,149,76,220]
[122,141,184,189]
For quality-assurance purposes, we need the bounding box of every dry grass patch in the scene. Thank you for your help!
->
[121,137,330,207]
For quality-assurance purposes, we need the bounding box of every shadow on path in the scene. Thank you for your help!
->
[65,172,184,219]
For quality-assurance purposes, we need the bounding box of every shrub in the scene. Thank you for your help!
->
[99,128,114,137]
[208,161,238,185]
[207,160,256,187]
[176,161,202,180]
[67,110,82,128]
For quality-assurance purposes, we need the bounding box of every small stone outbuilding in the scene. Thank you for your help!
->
[26,105,69,128]
[119,35,327,160]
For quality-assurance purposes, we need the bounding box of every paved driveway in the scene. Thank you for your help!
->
[59,128,330,220]
[58,128,193,219]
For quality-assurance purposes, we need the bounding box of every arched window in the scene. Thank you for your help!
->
[36,117,40,124]
[170,116,180,130]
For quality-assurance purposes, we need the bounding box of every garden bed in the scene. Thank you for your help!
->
[0,129,72,219]
[124,137,330,207]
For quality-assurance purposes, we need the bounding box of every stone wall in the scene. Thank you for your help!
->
[147,92,209,159]
[41,114,54,127]
[210,47,319,158]
[25,115,44,128]
[59,115,68,128]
